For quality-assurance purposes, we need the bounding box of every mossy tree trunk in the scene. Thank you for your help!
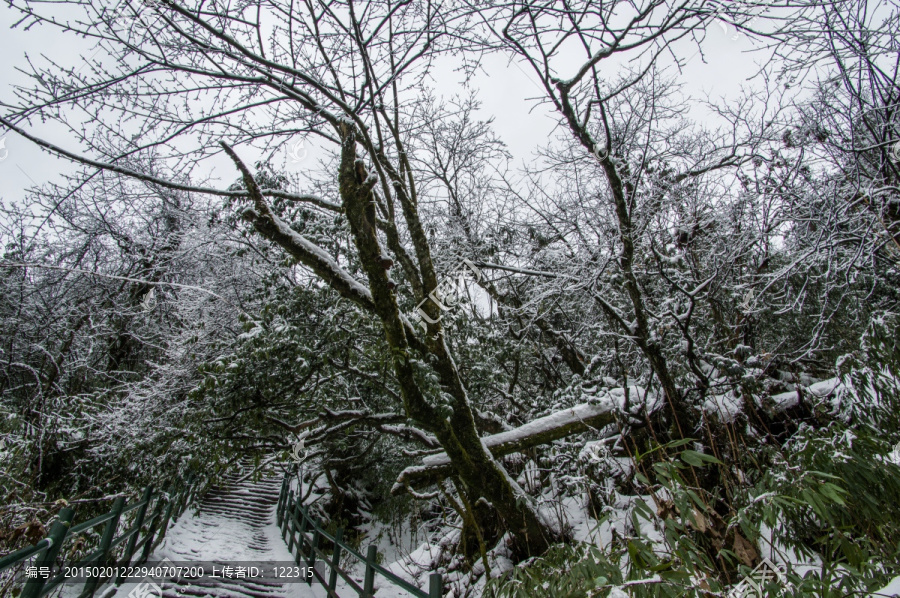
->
[224,121,561,557]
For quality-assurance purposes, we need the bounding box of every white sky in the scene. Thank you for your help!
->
[0,5,770,210]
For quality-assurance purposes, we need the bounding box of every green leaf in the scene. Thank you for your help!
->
[633,498,655,521]
[634,437,695,462]
[818,482,848,505]
[680,450,723,467]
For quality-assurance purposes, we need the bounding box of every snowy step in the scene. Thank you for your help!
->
[105,468,316,598]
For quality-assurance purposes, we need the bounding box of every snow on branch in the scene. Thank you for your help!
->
[0,115,341,213]
[377,424,440,448]
[270,409,438,448]
[703,376,845,424]
[220,142,377,313]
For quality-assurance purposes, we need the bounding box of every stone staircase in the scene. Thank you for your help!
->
[109,462,312,598]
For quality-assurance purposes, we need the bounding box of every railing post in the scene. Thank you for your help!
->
[327,528,343,594]
[362,545,377,598]
[178,474,194,516]
[152,484,176,552]
[138,490,167,563]
[276,478,285,524]
[175,475,187,517]
[281,490,294,540]
[79,496,125,598]
[20,507,74,598]
[306,528,320,586]
[287,497,301,554]
[295,507,308,564]
[187,474,198,506]
[277,475,289,523]
[428,573,442,598]
[120,485,153,573]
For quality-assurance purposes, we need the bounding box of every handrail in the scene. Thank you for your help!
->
[0,540,51,571]
[277,473,443,598]
[69,512,119,535]
[0,473,196,598]
[120,496,155,515]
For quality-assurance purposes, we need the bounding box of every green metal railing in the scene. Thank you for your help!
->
[277,475,443,598]
[0,474,196,598]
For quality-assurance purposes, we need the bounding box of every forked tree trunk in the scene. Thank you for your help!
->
[225,124,561,557]
[335,123,560,557]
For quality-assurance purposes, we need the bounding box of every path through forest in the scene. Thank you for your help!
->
[106,466,315,598]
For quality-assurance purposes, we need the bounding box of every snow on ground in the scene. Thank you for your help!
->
[874,577,900,597]
[83,466,315,598]
[73,453,897,598]
[278,472,441,598]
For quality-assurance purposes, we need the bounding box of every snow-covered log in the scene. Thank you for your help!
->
[393,390,652,493]
[395,376,849,494]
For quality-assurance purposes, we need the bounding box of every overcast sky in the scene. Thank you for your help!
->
[0,5,771,213]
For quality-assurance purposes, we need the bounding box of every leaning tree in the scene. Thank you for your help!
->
[7,0,881,560]
[2,0,620,555]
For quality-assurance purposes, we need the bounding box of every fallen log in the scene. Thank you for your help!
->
[393,377,847,495]
[392,386,656,494]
